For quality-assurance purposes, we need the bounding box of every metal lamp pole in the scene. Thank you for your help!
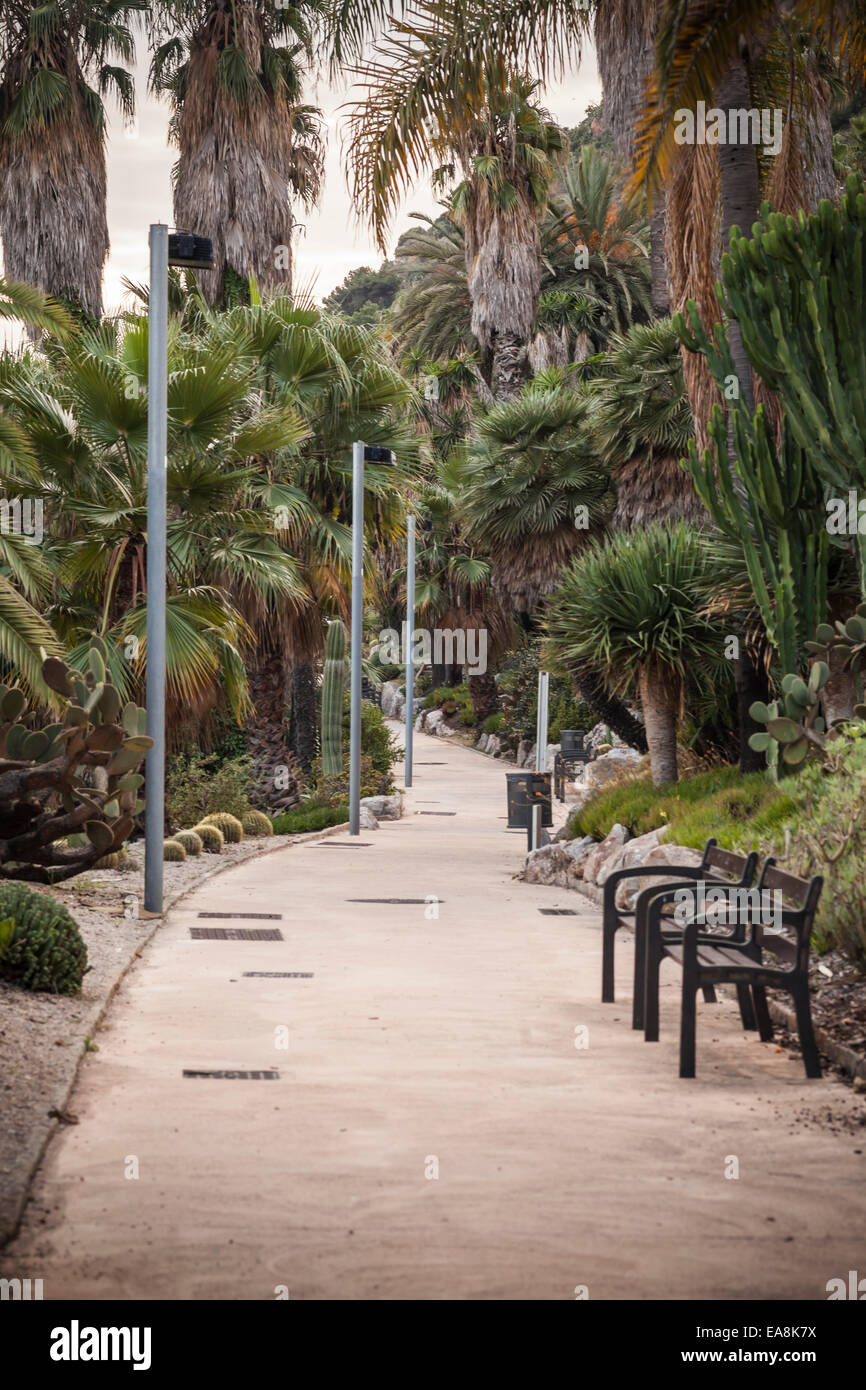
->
[144,227,214,913]
[144,225,168,914]
[404,514,416,787]
[349,441,364,835]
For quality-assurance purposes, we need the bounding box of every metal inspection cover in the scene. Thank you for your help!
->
[538,908,578,916]
[314,842,373,847]
[242,972,313,979]
[190,927,284,941]
[346,898,445,905]
[183,1070,279,1080]
[197,912,282,920]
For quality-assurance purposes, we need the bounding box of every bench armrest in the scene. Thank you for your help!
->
[603,863,704,917]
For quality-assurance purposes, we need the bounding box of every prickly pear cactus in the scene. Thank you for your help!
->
[749,662,831,767]
[0,635,152,884]
[806,604,866,717]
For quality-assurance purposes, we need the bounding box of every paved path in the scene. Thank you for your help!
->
[3,729,865,1300]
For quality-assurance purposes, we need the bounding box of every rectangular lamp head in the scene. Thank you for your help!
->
[363,446,394,463]
[168,233,215,269]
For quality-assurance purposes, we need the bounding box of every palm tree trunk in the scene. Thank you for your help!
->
[468,670,498,723]
[0,114,107,321]
[491,331,528,399]
[247,635,299,811]
[289,659,318,773]
[715,55,760,416]
[638,664,678,785]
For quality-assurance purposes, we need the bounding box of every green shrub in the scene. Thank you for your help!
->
[567,766,789,850]
[194,823,224,853]
[200,811,244,843]
[241,809,274,837]
[483,712,504,734]
[271,805,349,835]
[175,830,203,857]
[167,753,251,826]
[164,839,187,862]
[0,885,87,995]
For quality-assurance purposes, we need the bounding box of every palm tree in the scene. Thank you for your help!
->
[0,0,143,319]
[345,9,567,398]
[391,214,476,362]
[0,310,311,728]
[458,378,611,615]
[592,318,702,528]
[544,522,721,785]
[149,0,325,305]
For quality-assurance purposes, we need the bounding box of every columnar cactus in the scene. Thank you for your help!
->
[677,303,828,676]
[321,619,347,778]
[0,637,151,884]
[715,177,866,592]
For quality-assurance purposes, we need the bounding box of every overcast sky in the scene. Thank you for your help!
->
[99,47,601,309]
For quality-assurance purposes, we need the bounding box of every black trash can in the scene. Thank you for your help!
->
[505,771,553,829]
[560,729,586,754]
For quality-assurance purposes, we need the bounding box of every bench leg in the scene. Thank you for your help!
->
[679,965,699,1078]
[702,984,717,1004]
[792,985,822,1079]
[632,922,647,1031]
[736,984,757,1031]
[751,985,774,1042]
[643,933,662,1042]
[602,916,616,1003]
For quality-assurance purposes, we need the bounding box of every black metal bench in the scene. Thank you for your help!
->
[641,863,823,1079]
[601,838,758,1005]
[553,749,593,801]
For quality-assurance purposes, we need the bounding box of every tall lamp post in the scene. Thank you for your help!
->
[348,442,394,836]
[144,227,214,914]
[404,514,416,787]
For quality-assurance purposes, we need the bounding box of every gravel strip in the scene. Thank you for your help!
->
[0,821,349,1247]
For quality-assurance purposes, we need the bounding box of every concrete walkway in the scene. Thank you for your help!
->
[3,729,865,1300]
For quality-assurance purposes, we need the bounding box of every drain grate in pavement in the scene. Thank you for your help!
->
[183,1069,279,1080]
[416,761,446,765]
[198,912,281,920]
[315,841,372,847]
[243,971,313,978]
[419,810,456,816]
[190,927,283,941]
[346,898,445,905]
[538,908,578,916]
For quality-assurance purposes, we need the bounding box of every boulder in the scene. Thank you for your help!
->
[425,709,445,733]
[581,823,631,885]
[522,843,572,887]
[361,793,403,821]
[434,719,455,737]
[616,842,704,911]
[516,739,532,768]
[564,835,598,885]
[594,827,663,898]
[358,805,379,831]
[380,680,403,719]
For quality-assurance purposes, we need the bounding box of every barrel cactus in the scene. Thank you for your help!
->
[175,829,203,857]
[163,839,187,862]
[193,823,224,853]
[0,636,151,884]
[199,811,244,843]
[241,809,273,837]
[94,847,130,870]
[0,883,87,995]
[321,619,348,777]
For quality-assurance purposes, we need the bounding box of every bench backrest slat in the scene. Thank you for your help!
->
[760,862,816,907]
[706,845,752,878]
